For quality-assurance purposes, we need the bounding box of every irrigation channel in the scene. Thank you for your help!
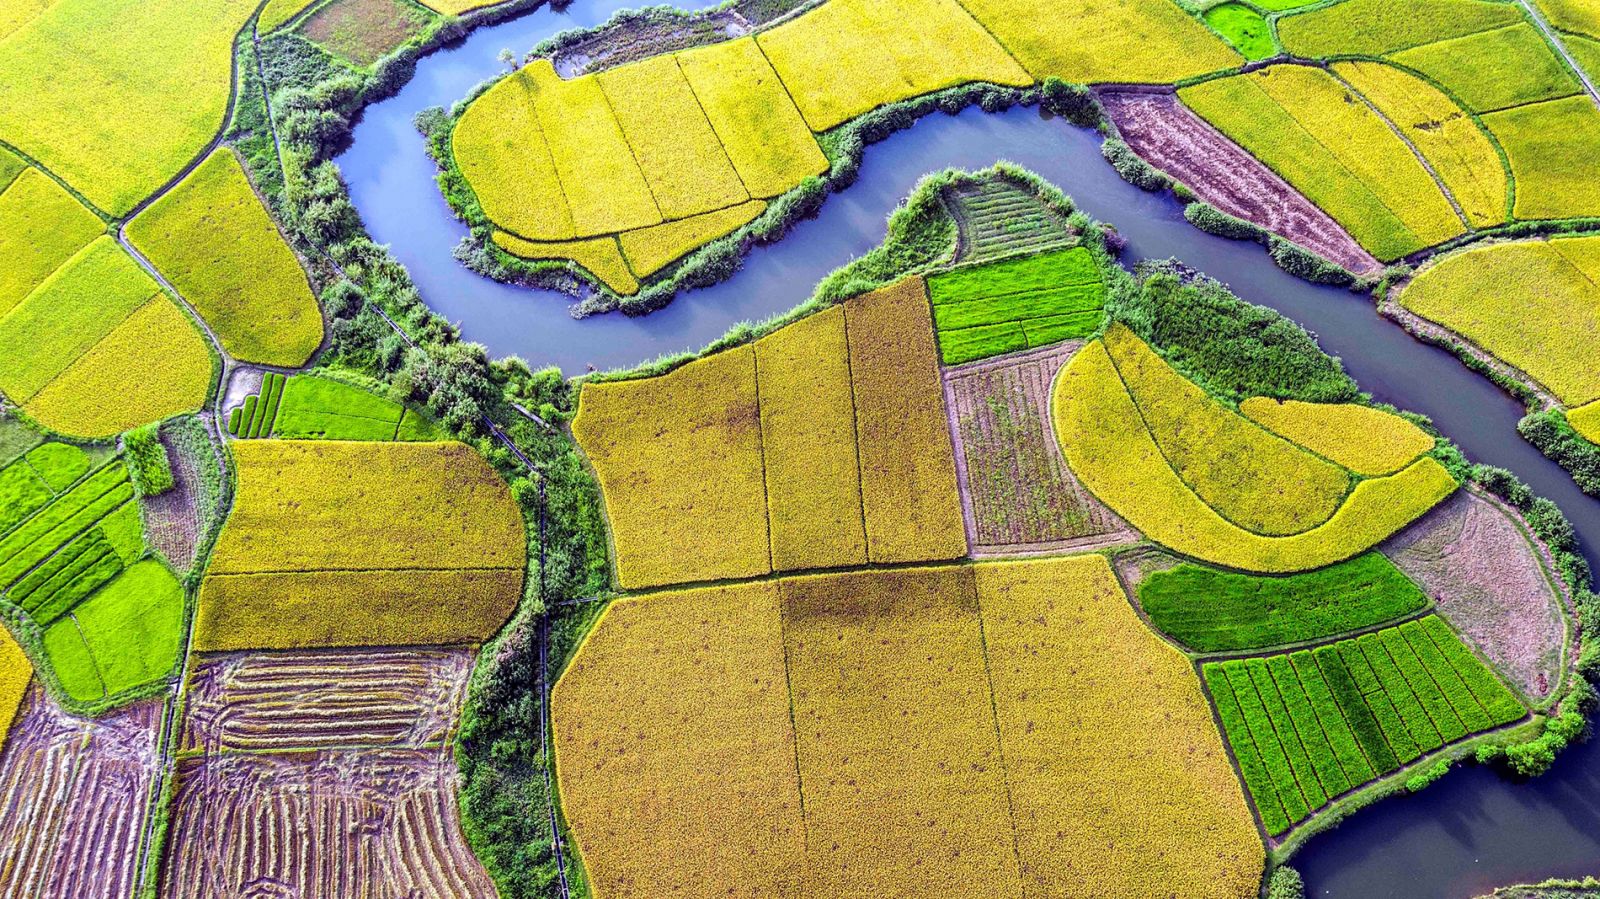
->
[338,4,1600,895]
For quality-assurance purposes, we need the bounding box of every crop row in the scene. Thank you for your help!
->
[1206,616,1525,834]
[929,247,1107,365]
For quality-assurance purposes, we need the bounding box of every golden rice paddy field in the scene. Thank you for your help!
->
[554,556,1263,899]
[572,277,964,589]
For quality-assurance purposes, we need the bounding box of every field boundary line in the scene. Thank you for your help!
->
[774,586,812,853]
[968,573,1029,890]
[202,564,524,576]
[670,55,753,207]
[1328,69,1471,232]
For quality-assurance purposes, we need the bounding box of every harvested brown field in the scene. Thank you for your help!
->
[1100,90,1382,277]
[0,687,162,899]
[943,342,1132,553]
[181,648,475,753]
[163,648,493,898]
[139,418,224,575]
[162,749,494,899]
[1382,489,1568,700]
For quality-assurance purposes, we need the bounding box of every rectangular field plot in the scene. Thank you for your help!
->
[1204,616,1525,834]
[0,688,162,899]
[164,648,492,898]
[554,558,1264,899]
[181,648,474,753]
[944,342,1131,552]
[927,246,1107,364]
[196,441,524,650]
[946,179,1074,265]
[573,277,965,588]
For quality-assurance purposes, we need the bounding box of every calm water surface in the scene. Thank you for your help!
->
[337,6,1600,894]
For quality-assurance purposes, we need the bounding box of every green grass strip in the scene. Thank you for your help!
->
[1380,627,1466,743]
[226,406,242,436]
[19,534,123,625]
[1205,664,1291,835]
[930,282,1105,330]
[1020,310,1103,348]
[1293,650,1377,783]
[261,373,286,436]
[1420,616,1526,725]
[1138,554,1429,653]
[1246,658,1329,809]
[11,529,107,603]
[240,396,259,438]
[1224,662,1310,822]
[1311,646,1397,775]
[1339,640,1384,695]
[928,245,1100,304]
[938,321,1028,364]
[1400,619,1492,731]
[1358,634,1443,752]
[1268,654,1350,797]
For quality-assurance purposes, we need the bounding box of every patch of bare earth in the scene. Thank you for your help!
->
[140,423,222,575]
[552,10,750,77]
[1099,90,1382,278]
[0,687,163,899]
[161,648,494,898]
[1382,489,1568,701]
[299,0,428,67]
[1112,545,1183,595]
[944,341,1135,555]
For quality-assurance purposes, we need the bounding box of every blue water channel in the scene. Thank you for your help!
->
[336,5,1600,894]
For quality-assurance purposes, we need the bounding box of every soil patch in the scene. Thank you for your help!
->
[300,0,431,67]
[1382,488,1568,700]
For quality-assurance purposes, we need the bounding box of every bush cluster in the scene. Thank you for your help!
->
[122,422,174,496]
[1520,409,1600,496]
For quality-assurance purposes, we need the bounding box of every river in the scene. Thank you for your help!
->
[336,4,1600,895]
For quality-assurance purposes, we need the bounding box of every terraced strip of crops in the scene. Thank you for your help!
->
[181,648,474,753]
[946,180,1073,265]
[927,246,1107,364]
[573,276,965,589]
[943,342,1131,552]
[163,649,493,897]
[1206,616,1525,835]
[0,688,162,899]
[227,372,442,441]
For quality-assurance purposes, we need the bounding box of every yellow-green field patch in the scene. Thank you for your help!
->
[0,0,258,214]
[1277,0,1524,57]
[573,348,770,589]
[596,54,749,221]
[197,440,524,648]
[675,37,828,199]
[756,0,1031,131]
[1400,237,1600,405]
[1333,61,1509,228]
[1389,23,1580,113]
[754,305,867,571]
[618,200,767,278]
[0,167,103,316]
[528,60,661,236]
[127,149,323,366]
[1240,398,1435,476]
[955,0,1242,84]
[451,66,574,240]
[1484,95,1600,220]
[845,278,967,563]
[492,231,639,295]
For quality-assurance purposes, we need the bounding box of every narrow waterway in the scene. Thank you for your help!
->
[337,6,1600,895]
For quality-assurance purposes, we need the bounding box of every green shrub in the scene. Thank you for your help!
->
[1267,866,1306,899]
[1184,201,1263,241]
[123,423,174,496]
[1102,137,1170,191]
[1405,757,1452,793]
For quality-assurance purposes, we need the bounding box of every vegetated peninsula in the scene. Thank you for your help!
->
[0,0,1596,897]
